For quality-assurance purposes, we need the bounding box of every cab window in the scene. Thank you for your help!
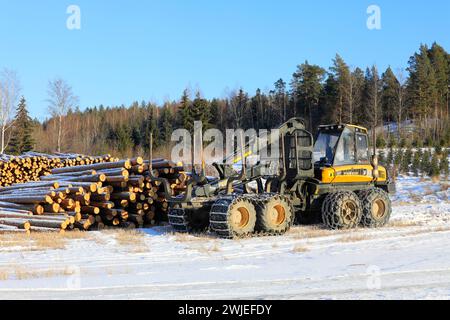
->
[356,133,369,163]
[334,128,355,165]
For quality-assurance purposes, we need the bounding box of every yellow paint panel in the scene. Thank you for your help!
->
[321,165,387,184]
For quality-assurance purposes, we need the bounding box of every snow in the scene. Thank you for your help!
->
[0,176,449,300]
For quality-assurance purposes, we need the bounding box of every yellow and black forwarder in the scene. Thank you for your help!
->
[153,118,395,238]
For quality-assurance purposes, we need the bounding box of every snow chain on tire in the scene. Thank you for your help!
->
[209,195,257,239]
[168,206,209,233]
[357,188,392,228]
[252,193,294,235]
[322,191,362,230]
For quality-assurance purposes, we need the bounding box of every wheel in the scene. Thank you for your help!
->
[210,196,257,238]
[254,195,294,234]
[358,188,392,228]
[322,191,362,229]
[168,206,210,233]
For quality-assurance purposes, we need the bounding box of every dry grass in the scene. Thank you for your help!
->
[0,231,90,251]
[113,229,145,246]
[104,229,150,253]
[289,226,340,240]
[339,233,374,243]
[172,232,215,242]
[292,245,309,253]
[403,226,450,237]
[388,220,422,228]
[431,176,441,183]
[0,265,78,281]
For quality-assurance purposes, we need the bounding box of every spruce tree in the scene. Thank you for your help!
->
[381,67,400,124]
[401,148,413,174]
[421,150,431,176]
[376,136,386,148]
[412,151,421,177]
[8,96,34,155]
[178,89,193,132]
[434,144,442,155]
[191,91,211,129]
[158,105,174,143]
[394,149,403,169]
[440,151,449,178]
[429,153,440,178]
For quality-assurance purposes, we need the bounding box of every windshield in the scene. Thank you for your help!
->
[313,130,340,164]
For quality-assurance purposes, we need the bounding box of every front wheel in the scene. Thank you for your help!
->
[322,191,362,229]
[358,188,392,228]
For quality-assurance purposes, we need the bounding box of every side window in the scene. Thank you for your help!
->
[356,134,369,163]
[334,129,355,165]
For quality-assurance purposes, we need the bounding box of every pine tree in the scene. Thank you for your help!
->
[421,150,431,175]
[143,103,159,150]
[158,105,174,143]
[363,66,382,145]
[328,54,351,124]
[407,45,438,141]
[291,61,325,130]
[191,91,211,129]
[381,67,400,125]
[178,89,193,131]
[8,96,34,155]
[429,153,440,178]
[376,135,387,148]
[394,149,403,167]
[440,151,449,177]
[412,151,421,176]
[434,144,442,155]
[429,43,450,140]
[274,78,288,122]
[401,147,413,174]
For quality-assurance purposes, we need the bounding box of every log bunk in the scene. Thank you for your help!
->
[0,153,187,234]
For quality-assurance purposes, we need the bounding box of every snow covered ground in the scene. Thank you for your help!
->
[0,176,449,300]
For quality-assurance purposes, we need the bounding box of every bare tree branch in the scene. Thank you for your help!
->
[47,78,79,152]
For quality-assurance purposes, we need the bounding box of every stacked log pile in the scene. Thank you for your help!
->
[0,156,187,234]
[0,152,119,187]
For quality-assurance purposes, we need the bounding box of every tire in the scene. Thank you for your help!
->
[210,196,257,238]
[322,191,362,230]
[254,195,294,234]
[168,206,209,233]
[358,188,392,228]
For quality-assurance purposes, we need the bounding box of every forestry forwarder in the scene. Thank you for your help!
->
[150,118,396,238]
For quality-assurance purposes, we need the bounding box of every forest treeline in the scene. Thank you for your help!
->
[3,42,450,158]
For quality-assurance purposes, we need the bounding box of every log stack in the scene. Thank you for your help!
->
[0,155,187,234]
[0,152,119,187]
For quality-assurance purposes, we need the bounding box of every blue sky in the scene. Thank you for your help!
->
[0,0,449,120]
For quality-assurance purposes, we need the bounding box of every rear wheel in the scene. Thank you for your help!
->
[168,206,210,233]
[254,195,294,234]
[322,191,362,229]
[210,196,257,238]
[358,188,392,228]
